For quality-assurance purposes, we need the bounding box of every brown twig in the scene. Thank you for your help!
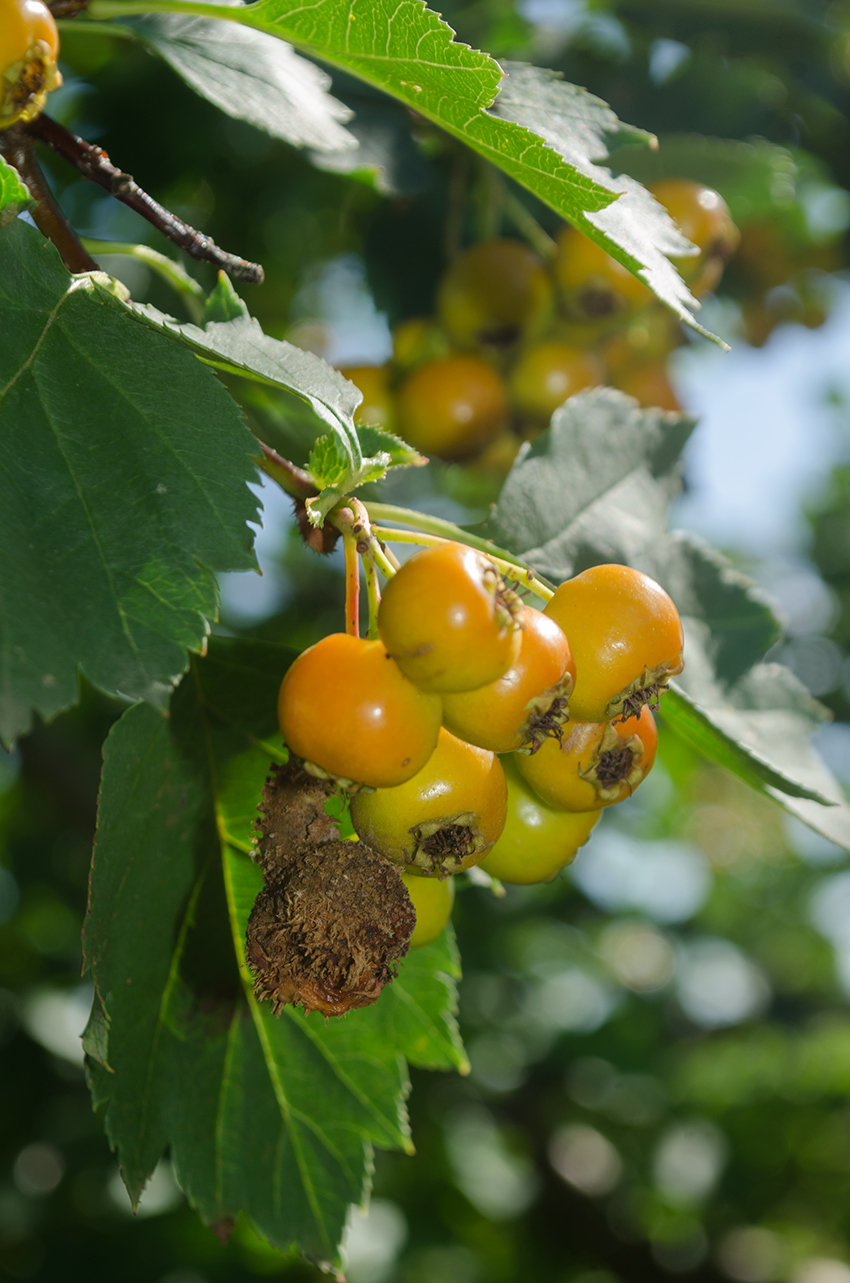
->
[255,442,316,500]
[25,113,264,284]
[0,128,96,273]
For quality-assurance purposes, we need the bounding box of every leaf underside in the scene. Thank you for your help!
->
[122,13,358,152]
[487,386,850,848]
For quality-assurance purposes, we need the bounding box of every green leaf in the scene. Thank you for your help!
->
[487,387,697,574]
[637,533,781,688]
[487,386,850,848]
[661,673,850,848]
[309,433,351,490]
[87,0,714,337]
[0,220,259,744]
[129,293,363,466]
[116,13,358,152]
[126,285,428,501]
[204,271,249,323]
[308,72,433,196]
[356,425,427,471]
[0,157,31,224]
[659,684,831,805]
[84,637,464,1262]
[130,281,439,498]
[490,64,708,333]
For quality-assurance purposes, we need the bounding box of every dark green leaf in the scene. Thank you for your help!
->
[638,533,781,687]
[487,387,697,575]
[119,13,358,152]
[85,637,465,1262]
[659,685,831,804]
[129,295,363,465]
[0,220,259,743]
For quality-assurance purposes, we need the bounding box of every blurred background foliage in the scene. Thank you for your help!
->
[9,0,850,1279]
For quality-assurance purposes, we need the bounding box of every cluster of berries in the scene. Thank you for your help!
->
[336,180,740,473]
[0,0,61,130]
[277,540,684,952]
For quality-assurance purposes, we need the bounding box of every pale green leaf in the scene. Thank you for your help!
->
[120,12,358,151]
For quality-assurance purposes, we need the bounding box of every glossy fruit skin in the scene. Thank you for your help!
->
[396,354,509,462]
[438,238,553,351]
[544,564,684,723]
[378,541,522,694]
[402,871,455,947]
[516,705,658,812]
[338,364,395,430]
[509,341,604,423]
[613,362,683,413]
[277,634,441,789]
[441,606,575,754]
[479,755,600,883]
[554,227,651,320]
[650,179,740,295]
[1,0,61,127]
[350,729,508,875]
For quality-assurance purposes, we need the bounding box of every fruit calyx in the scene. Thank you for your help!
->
[409,811,489,876]
[606,659,684,723]
[1,43,61,130]
[519,672,574,754]
[579,724,646,802]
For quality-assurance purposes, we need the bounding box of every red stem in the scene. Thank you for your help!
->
[343,533,360,638]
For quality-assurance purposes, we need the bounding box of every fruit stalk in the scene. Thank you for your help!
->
[370,523,553,603]
[342,529,360,638]
[363,553,381,641]
[330,499,398,582]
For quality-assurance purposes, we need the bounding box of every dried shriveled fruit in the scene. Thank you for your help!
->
[246,764,415,1017]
